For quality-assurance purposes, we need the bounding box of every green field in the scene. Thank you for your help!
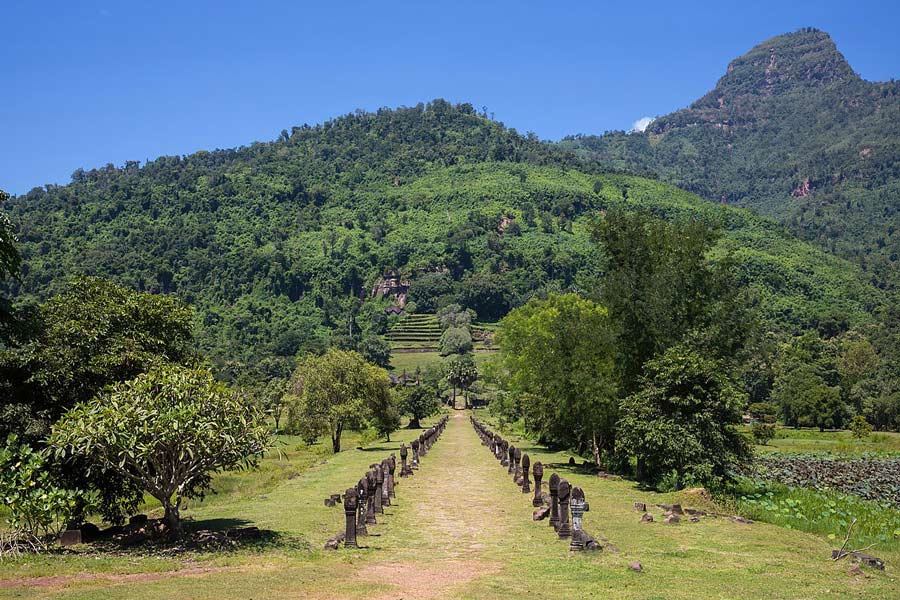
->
[750,427,900,456]
[2,413,897,599]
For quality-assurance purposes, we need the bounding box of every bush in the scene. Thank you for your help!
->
[440,326,473,355]
[849,415,873,440]
[751,421,777,446]
[616,344,750,490]
[0,435,81,538]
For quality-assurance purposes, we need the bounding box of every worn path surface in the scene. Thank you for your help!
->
[2,413,899,599]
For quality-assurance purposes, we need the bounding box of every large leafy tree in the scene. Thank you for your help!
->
[3,276,195,442]
[286,349,392,452]
[616,345,750,490]
[50,365,272,538]
[496,293,619,466]
[444,353,477,409]
[0,190,21,331]
[399,383,441,429]
[593,209,750,393]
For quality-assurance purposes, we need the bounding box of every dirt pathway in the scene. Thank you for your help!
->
[345,413,513,598]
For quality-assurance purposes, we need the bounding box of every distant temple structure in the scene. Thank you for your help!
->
[371,269,410,310]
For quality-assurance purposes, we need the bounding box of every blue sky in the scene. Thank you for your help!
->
[2,0,898,195]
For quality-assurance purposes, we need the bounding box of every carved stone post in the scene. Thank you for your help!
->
[344,488,359,548]
[381,459,391,507]
[569,487,588,551]
[521,454,531,494]
[507,446,516,474]
[411,440,420,469]
[513,447,523,484]
[501,441,509,466]
[387,454,396,497]
[549,473,560,530]
[557,478,572,539]
[356,477,369,536]
[532,462,544,506]
[374,464,385,514]
[400,443,412,476]
[365,471,377,525]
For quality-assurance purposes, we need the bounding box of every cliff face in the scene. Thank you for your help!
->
[652,29,862,131]
[561,29,900,289]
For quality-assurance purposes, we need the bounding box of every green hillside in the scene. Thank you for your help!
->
[562,28,900,289]
[1,101,890,376]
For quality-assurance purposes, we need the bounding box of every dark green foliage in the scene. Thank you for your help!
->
[594,209,753,393]
[4,99,888,379]
[399,384,440,429]
[751,422,777,446]
[616,345,751,490]
[359,335,391,368]
[0,277,195,444]
[562,29,900,290]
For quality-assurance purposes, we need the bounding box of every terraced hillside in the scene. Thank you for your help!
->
[386,313,441,352]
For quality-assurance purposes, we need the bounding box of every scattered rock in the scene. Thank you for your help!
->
[324,498,336,507]
[641,513,654,523]
[671,504,684,515]
[663,514,680,524]
[533,506,551,521]
[833,550,885,570]
[629,561,643,572]
[568,457,576,466]
[729,516,753,524]
[848,565,864,577]
[633,502,647,512]
[689,516,701,523]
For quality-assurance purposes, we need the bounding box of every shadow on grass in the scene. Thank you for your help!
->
[83,516,310,557]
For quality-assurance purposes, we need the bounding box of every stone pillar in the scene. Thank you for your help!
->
[344,488,359,548]
[549,473,560,530]
[356,477,369,536]
[513,447,523,484]
[569,486,587,551]
[557,478,572,539]
[400,443,411,477]
[365,471,377,524]
[411,440,420,469]
[387,454,397,497]
[381,459,391,507]
[521,454,531,494]
[500,440,509,466]
[374,464,385,514]
[532,462,544,507]
[507,446,516,474]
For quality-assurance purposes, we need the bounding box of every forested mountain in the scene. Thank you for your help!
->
[1,100,891,378]
[561,28,900,289]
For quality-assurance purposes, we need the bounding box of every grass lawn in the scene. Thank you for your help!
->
[1,412,898,598]
[749,426,900,456]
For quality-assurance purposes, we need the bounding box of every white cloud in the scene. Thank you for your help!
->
[630,116,654,133]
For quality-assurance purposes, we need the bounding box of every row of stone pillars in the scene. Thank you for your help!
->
[470,416,601,552]
[327,416,449,549]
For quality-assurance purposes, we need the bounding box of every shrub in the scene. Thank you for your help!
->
[849,415,873,440]
[0,435,81,538]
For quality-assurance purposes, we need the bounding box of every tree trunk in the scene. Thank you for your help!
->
[409,417,421,429]
[163,499,183,540]
[452,384,457,409]
[591,431,603,471]
[332,422,343,453]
